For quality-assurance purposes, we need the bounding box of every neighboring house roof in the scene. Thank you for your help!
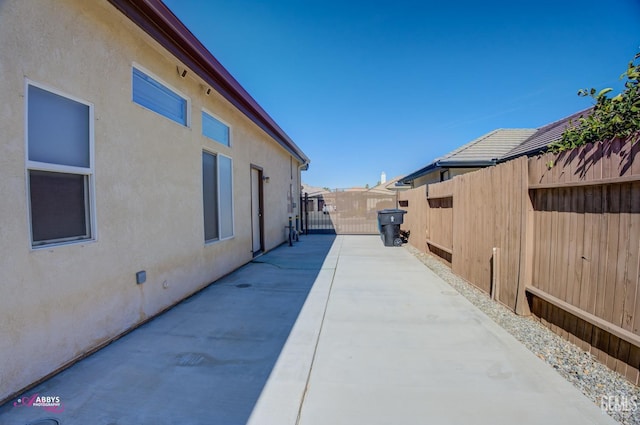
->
[303,180,403,196]
[302,183,332,197]
[499,108,592,162]
[107,0,309,166]
[399,128,536,184]
[372,175,410,192]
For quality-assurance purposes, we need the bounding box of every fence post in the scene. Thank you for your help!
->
[298,193,303,235]
[491,247,500,301]
[304,192,309,235]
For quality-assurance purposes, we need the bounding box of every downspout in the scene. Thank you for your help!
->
[296,162,310,233]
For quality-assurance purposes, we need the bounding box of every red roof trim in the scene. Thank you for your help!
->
[107,0,309,164]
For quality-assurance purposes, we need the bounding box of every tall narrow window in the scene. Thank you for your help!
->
[202,152,219,242]
[132,67,188,126]
[26,82,94,247]
[202,152,234,242]
[218,155,234,239]
[202,111,230,146]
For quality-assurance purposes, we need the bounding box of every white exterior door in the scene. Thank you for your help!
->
[251,167,263,254]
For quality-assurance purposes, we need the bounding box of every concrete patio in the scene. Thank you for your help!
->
[0,235,617,425]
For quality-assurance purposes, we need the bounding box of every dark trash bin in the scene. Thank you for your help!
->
[377,209,406,247]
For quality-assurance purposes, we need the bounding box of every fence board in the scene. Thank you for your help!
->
[633,141,640,176]
[550,188,561,335]
[605,185,621,370]
[589,187,605,362]
[624,184,640,334]
[570,187,585,348]
[427,179,454,199]
[558,188,571,339]
[502,159,525,309]
[612,185,629,373]
[629,206,640,384]
[565,187,579,345]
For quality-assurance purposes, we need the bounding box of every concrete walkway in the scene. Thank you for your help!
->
[248,235,616,425]
[0,235,617,425]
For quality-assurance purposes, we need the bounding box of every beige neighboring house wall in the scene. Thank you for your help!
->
[412,168,481,188]
[411,171,441,188]
[0,0,307,403]
[411,168,482,188]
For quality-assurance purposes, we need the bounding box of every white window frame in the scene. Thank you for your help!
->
[218,153,235,240]
[131,63,191,127]
[201,109,231,147]
[202,149,234,244]
[25,79,97,249]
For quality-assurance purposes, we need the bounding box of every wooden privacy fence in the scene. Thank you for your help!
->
[399,136,640,383]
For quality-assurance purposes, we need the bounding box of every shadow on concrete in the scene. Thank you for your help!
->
[0,235,336,425]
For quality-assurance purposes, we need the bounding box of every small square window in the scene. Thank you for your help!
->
[202,111,230,146]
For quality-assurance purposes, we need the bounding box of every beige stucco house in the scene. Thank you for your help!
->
[0,0,309,404]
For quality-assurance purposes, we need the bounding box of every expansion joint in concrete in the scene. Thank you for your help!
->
[295,237,343,425]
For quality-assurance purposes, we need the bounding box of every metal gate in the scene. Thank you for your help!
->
[301,190,397,234]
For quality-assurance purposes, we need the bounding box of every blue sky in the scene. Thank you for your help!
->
[164,0,640,188]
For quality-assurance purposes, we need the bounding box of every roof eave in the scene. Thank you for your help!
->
[107,0,309,165]
[398,163,440,184]
[437,159,497,168]
[499,146,549,163]
[399,157,500,184]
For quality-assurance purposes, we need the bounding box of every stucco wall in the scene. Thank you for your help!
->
[0,0,304,402]
[412,171,441,188]
[411,167,482,188]
[449,167,480,178]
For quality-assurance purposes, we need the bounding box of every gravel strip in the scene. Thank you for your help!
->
[404,244,640,425]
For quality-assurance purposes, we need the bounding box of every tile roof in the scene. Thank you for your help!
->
[437,128,537,165]
[500,108,592,161]
[399,128,536,183]
[301,183,332,197]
